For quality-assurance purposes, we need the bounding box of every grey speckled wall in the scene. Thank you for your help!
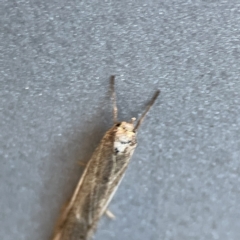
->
[1,1,240,240]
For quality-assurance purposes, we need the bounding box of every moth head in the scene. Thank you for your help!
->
[115,117,136,133]
[114,119,137,155]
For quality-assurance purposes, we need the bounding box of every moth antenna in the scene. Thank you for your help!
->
[110,75,118,123]
[134,90,160,131]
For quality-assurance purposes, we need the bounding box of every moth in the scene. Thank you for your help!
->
[52,76,160,240]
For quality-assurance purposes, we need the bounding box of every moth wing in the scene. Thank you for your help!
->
[52,126,136,240]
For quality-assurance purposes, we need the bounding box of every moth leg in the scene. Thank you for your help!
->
[105,209,116,219]
[76,160,87,167]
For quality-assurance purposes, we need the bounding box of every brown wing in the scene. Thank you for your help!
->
[52,125,137,240]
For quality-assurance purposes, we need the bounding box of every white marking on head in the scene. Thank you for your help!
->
[114,122,136,154]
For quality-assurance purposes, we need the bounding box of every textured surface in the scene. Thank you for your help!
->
[1,1,240,240]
